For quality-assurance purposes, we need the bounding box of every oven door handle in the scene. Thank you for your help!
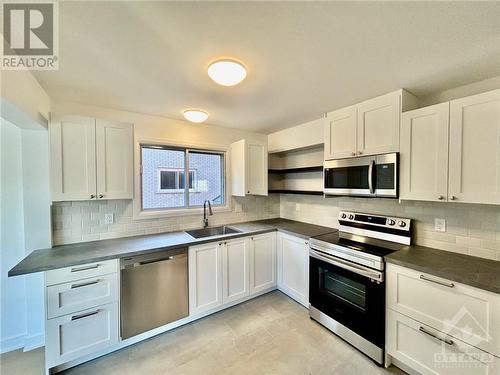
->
[309,249,383,283]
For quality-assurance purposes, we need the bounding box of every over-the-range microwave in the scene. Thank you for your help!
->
[324,153,398,198]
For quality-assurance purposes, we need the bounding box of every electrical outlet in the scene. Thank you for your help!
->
[434,218,446,232]
[104,213,114,225]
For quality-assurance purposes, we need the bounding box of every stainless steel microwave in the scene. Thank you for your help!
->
[324,153,398,197]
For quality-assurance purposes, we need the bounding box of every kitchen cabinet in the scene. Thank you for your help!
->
[277,232,309,307]
[188,242,223,315]
[325,106,357,159]
[449,89,500,205]
[44,259,119,370]
[50,115,133,201]
[249,232,277,295]
[400,102,450,201]
[325,90,418,160]
[230,138,268,196]
[401,89,500,205]
[222,237,251,304]
[387,263,500,358]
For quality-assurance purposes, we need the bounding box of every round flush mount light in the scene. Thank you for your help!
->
[208,59,247,86]
[183,109,209,123]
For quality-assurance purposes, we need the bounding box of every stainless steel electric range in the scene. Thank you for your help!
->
[309,211,411,365]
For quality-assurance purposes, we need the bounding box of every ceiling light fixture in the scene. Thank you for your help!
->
[208,59,247,86]
[183,109,209,123]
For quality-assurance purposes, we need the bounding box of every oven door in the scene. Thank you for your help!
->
[309,248,385,348]
[324,156,376,196]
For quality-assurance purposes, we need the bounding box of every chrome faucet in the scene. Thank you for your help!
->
[203,200,213,228]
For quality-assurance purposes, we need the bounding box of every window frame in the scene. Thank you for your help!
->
[136,141,229,218]
[157,167,197,193]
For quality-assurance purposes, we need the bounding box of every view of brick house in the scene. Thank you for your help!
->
[141,147,224,209]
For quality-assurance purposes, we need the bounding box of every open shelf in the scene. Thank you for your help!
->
[268,189,324,195]
[268,166,323,174]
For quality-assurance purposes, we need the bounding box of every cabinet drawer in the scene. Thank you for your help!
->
[47,273,118,319]
[387,309,500,375]
[45,302,119,368]
[387,263,500,357]
[45,259,118,286]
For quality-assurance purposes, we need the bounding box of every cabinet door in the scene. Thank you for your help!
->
[387,309,500,375]
[222,237,250,304]
[188,242,223,315]
[449,89,500,204]
[50,115,96,201]
[246,140,268,196]
[325,106,357,160]
[400,103,449,201]
[249,232,277,296]
[277,233,309,307]
[45,302,119,368]
[95,120,133,200]
[357,91,401,156]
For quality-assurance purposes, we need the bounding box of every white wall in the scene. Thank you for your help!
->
[0,69,51,353]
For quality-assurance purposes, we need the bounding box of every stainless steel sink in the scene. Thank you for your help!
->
[185,226,241,239]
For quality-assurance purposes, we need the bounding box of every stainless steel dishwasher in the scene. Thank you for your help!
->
[120,248,188,339]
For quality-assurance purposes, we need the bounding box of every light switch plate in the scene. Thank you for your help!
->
[434,218,446,232]
[104,213,114,225]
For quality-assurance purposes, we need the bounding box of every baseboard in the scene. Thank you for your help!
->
[23,333,45,352]
[0,333,26,354]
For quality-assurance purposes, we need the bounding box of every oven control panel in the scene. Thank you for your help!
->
[338,211,411,232]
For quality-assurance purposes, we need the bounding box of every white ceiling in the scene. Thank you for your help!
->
[34,1,500,133]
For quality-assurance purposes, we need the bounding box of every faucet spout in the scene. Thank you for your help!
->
[203,200,213,228]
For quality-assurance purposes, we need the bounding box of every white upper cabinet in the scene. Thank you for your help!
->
[230,138,268,196]
[325,106,357,160]
[95,119,133,200]
[50,115,97,201]
[400,103,450,202]
[50,115,133,201]
[449,89,500,205]
[357,91,401,156]
[324,89,418,160]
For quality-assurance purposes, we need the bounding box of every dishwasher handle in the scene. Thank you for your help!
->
[120,248,187,269]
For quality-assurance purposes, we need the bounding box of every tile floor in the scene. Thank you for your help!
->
[0,291,404,375]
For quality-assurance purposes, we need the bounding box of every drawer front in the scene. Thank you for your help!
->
[387,309,500,375]
[47,273,118,319]
[387,263,500,357]
[45,259,118,286]
[45,302,119,368]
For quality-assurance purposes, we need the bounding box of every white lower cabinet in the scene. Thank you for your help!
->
[386,263,500,375]
[277,232,309,307]
[222,237,250,304]
[387,309,500,375]
[250,232,277,295]
[188,242,223,315]
[46,303,119,368]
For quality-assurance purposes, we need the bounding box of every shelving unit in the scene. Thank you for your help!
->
[268,145,324,195]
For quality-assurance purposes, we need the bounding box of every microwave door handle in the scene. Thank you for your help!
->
[368,160,375,194]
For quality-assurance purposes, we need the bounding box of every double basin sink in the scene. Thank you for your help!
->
[185,225,241,239]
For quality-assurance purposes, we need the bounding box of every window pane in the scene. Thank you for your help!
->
[141,147,185,209]
[189,152,224,206]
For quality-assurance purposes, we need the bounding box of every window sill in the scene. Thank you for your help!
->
[133,204,232,221]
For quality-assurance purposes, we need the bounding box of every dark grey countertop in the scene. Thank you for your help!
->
[8,218,336,277]
[385,245,500,294]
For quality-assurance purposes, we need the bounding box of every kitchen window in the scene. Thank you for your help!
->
[141,145,225,210]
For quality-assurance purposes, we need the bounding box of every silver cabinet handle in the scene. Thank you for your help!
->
[71,310,99,321]
[420,274,454,288]
[437,195,444,200]
[90,194,96,199]
[351,152,356,156]
[99,194,104,198]
[419,326,453,346]
[450,196,457,200]
[71,280,99,289]
[71,264,99,272]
